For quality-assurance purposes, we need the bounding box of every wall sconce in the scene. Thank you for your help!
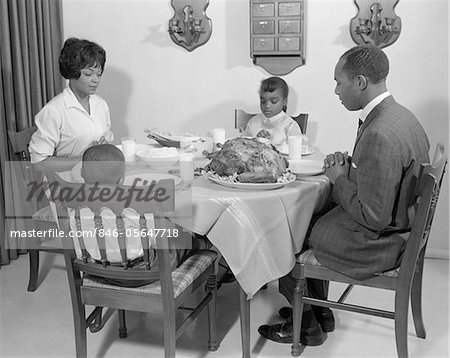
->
[350,0,401,48]
[168,0,212,52]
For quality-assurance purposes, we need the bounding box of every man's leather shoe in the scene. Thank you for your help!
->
[258,321,293,344]
[258,319,326,346]
[278,306,335,332]
[312,306,335,333]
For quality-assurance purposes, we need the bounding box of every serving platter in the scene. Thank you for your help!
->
[204,173,296,190]
[288,159,324,176]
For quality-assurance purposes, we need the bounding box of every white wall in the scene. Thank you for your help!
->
[62,0,449,258]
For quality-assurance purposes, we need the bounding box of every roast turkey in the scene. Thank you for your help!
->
[204,138,287,183]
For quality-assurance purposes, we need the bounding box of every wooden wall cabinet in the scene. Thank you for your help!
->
[250,0,305,75]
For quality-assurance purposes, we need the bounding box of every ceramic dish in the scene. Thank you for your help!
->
[280,146,315,156]
[124,172,181,186]
[288,159,324,176]
[136,148,179,168]
[115,143,153,152]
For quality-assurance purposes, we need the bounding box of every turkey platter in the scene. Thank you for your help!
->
[204,137,288,183]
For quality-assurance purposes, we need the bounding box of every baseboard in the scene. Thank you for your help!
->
[425,248,450,260]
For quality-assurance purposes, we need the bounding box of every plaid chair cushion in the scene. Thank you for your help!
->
[297,249,400,278]
[83,250,217,298]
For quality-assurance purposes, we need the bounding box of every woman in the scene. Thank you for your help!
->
[29,37,113,172]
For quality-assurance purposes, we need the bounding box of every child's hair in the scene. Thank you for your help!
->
[81,144,125,184]
[59,37,106,80]
[259,76,289,112]
[259,77,289,98]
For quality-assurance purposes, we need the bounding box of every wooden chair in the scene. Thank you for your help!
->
[234,109,308,134]
[46,173,219,358]
[292,113,308,135]
[291,144,447,357]
[7,127,61,292]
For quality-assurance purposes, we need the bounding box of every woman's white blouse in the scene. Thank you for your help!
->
[29,86,113,164]
[243,111,301,152]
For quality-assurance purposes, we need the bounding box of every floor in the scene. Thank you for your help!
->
[0,253,448,358]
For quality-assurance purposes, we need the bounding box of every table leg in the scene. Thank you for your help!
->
[239,285,251,358]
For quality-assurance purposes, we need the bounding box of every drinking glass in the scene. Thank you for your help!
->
[121,137,136,162]
[212,128,226,150]
[179,152,194,189]
[288,135,302,160]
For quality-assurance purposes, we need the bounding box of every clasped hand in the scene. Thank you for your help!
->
[256,130,271,139]
[323,151,349,184]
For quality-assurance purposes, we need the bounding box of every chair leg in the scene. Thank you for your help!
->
[206,274,219,351]
[411,259,426,339]
[118,310,127,338]
[27,250,40,292]
[394,288,410,358]
[239,286,251,358]
[291,273,306,357]
[72,295,87,358]
[163,308,176,358]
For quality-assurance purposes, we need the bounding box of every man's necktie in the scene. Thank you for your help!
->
[357,119,363,134]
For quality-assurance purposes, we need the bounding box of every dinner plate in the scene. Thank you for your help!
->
[205,174,296,190]
[147,135,180,148]
[124,173,181,186]
[280,146,315,156]
[115,144,154,152]
[288,159,324,176]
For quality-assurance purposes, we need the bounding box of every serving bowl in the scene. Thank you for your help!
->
[136,147,179,168]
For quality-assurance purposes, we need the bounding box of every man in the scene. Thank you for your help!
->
[258,45,430,346]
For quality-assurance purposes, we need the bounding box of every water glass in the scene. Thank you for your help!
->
[121,137,136,162]
[288,135,303,160]
[179,152,194,189]
[212,128,226,150]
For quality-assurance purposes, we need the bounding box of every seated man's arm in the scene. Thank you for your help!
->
[331,132,402,231]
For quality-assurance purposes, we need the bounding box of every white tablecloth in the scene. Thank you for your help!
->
[171,175,330,299]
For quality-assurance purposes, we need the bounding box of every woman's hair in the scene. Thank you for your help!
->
[59,38,106,80]
[259,76,289,112]
[81,144,124,184]
[340,44,389,84]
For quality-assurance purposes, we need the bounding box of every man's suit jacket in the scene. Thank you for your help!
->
[309,96,430,279]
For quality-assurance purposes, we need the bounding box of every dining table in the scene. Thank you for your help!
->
[61,142,331,358]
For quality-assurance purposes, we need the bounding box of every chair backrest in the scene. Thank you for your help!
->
[7,127,46,213]
[8,126,37,159]
[45,172,176,284]
[398,144,447,282]
[235,109,308,134]
[415,143,446,197]
[235,109,256,133]
[292,113,308,134]
[7,126,38,184]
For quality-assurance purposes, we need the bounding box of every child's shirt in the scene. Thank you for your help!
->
[243,111,301,152]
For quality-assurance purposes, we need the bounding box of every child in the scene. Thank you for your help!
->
[243,76,301,152]
[75,144,191,286]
